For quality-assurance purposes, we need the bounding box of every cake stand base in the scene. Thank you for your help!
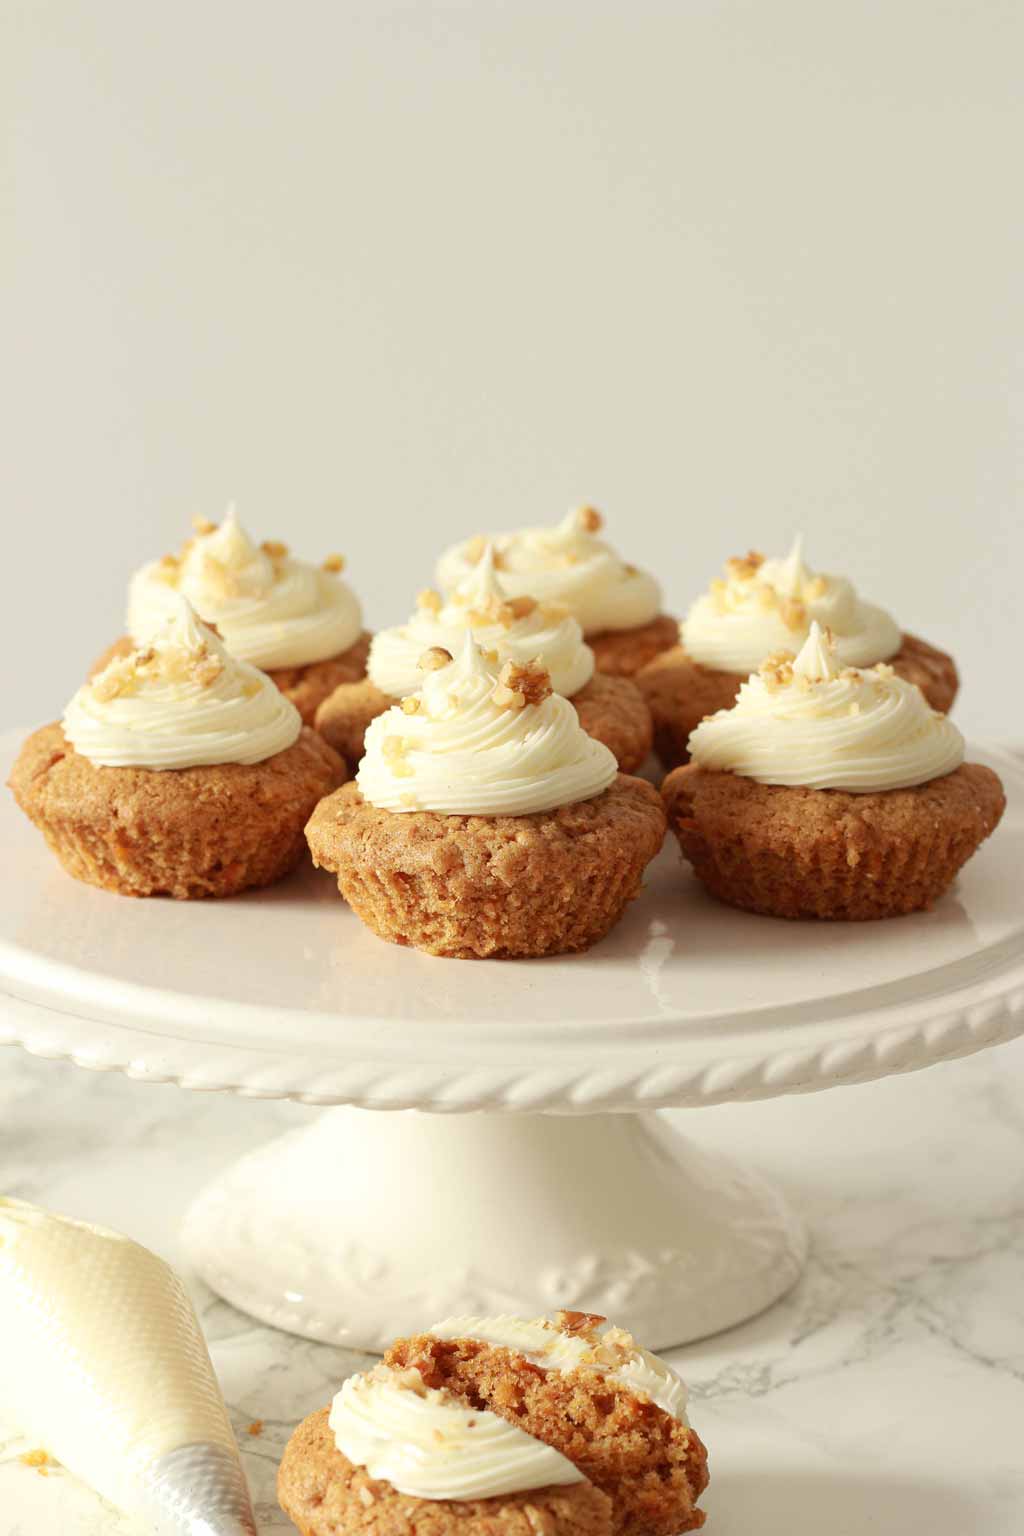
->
[182,1107,807,1351]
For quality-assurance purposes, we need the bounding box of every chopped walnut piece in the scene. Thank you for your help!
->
[555,1310,607,1338]
[575,505,603,533]
[20,1450,51,1469]
[417,588,443,616]
[192,515,217,535]
[322,553,346,573]
[724,550,765,582]
[780,597,807,630]
[492,658,552,710]
[401,696,421,715]
[505,595,538,621]
[261,539,289,561]
[154,554,181,585]
[92,659,139,702]
[464,535,487,564]
[419,646,452,672]
[193,654,224,688]
[874,662,895,679]
[382,736,409,759]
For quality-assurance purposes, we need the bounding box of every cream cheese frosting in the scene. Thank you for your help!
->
[687,622,965,792]
[64,598,301,770]
[428,1315,690,1424]
[127,506,363,670]
[0,1199,244,1521]
[368,544,595,700]
[357,634,618,816]
[682,537,902,675]
[329,1365,583,1501]
[436,507,662,636]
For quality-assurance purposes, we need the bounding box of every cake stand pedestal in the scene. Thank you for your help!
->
[2,732,1022,1351]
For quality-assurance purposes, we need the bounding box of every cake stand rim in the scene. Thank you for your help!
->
[2,732,1022,1112]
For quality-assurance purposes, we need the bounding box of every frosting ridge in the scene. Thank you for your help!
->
[127,506,362,670]
[64,599,302,769]
[436,507,661,635]
[682,537,901,674]
[357,635,617,816]
[687,622,964,792]
[329,1365,583,1501]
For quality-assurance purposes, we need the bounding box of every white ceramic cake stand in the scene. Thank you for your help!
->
[2,730,1023,1353]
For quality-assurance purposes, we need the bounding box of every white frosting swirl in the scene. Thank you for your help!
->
[357,635,617,816]
[436,507,661,635]
[369,545,595,700]
[687,622,964,792]
[429,1315,689,1424]
[64,599,302,770]
[127,506,363,670]
[329,1366,583,1501]
[682,537,901,674]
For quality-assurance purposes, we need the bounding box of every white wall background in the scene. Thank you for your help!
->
[4,0,1022,737]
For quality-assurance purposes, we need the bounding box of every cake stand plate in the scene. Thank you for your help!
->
[2,731,1022,1350]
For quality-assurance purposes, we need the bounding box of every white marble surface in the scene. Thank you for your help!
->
[2,1039,1024,1535]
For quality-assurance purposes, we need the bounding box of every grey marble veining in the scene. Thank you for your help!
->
[2,1039,1024,1535]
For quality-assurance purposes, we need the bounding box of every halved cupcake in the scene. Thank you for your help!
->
[661,623,1002,920]
[315,544,653,772]
[637,539,959,768]
[279,1362,612,1536]
[11,599,345,898]
[93,505,370,723]
[306,636,665,957]
[385,1313,708,1536]
[436,507,677,677]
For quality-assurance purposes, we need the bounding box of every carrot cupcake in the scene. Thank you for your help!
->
[386,1313,708,1536]
[316,544,653,772]
[662,623,1003,920]
[637,538,959,768]
[10,599,345,898]
[306,636,666,957]
[436,507,677,677]
[96,505,370,723]
[279,1363,611,1536]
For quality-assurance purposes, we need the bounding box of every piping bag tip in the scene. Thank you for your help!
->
[141,1442,258,1535]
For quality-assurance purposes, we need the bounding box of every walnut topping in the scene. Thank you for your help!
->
[760,649,796,691]
[505,595,538,621]
[192,515,217,535]
[873,662,895,679]
[154,553,181,585]
[492,658,552,710]
[780,597,807,630]
[724,550,765,582]
[401,696,421,715]
[417,588,443,616]
[419,646,453,672]
[382,735,413,777]
[20,1450,51,1470]
[756,584,779,611]
[589,1325,638,1368]
[193,653,224,688]
[92,658,140,702]
[261,538,289,561]
[465,535,488,564]
[555,1310,607,1338]
[466,593,539,629]
[322,553,346,573]
[575,505,603,533]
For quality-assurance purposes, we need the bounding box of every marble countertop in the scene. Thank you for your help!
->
[2,1037,1023,1536]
